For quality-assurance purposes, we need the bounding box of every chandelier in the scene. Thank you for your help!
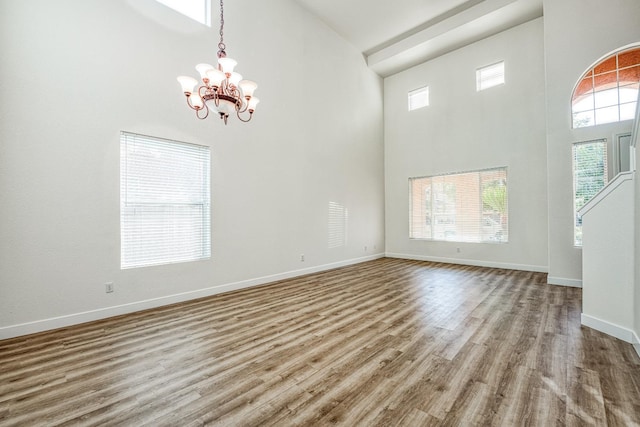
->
[177,0,258,124]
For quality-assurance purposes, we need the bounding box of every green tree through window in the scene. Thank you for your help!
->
[573,140,608,246]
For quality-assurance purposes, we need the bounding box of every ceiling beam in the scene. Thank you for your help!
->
[366,0,542,77]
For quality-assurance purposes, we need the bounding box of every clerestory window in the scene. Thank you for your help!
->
[154,0,211,26]
[572,46,640,128]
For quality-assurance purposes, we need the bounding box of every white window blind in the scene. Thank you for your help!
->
[120,132,211,269]
[154,0,211,26]
[408,86,429,111]
[573,139,608,246]
[410,167,508,243]
[476,61,505,91]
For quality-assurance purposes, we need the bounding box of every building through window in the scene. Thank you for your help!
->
[410,167,508,243]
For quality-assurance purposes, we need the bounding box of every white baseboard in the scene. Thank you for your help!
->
[547,276,583,288]
[384,252,547,273]
[581,313,636,343]
[0,253,385,340]
[633,331,640,359]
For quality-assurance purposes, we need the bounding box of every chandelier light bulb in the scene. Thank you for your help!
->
[218,57,238,75]
[177,76,198,95]
[195,64,215,81]
[247,97,259,112]
[206,68,225,88]
[190,94,204,109]
[239,80,258,99]
[228,72,243,88]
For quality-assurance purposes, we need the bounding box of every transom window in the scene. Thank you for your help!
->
[572,46,640,128]
[408,86,429,111]
[410,167,508,243]
[476,61,505,91]
[154,0,211,26]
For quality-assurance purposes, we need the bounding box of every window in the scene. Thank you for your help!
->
[476,61,505,91]
[408,86,429,111]
[410,167,508,243]
[154,0,211,26]
[120,132,211,269]
[572,46,640,128]
[573,139,608,246]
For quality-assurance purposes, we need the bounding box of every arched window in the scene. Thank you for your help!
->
[572,46,640,128]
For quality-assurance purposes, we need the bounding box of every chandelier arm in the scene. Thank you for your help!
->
[208,92,220,108]
[200,86,221,108]
[236,100,248,114]
[196,104,210,119]
[236,109,253,122]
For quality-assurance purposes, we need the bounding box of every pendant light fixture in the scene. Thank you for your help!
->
[177,0,259,124]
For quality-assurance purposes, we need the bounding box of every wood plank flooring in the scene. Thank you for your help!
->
[1,258,640,426]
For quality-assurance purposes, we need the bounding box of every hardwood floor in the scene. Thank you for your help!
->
[1,258,640,426]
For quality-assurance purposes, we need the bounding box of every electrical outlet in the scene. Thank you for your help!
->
[105,282,114,293]
[456,247,461,253]
[364,246,368,252]
[300,254,305,262]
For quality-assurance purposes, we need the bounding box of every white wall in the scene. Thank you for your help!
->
[543,0,640,285]
[0,0,385,337]
[384,18,548,271]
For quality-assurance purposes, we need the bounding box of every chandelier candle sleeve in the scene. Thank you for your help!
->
[176,0,258,125]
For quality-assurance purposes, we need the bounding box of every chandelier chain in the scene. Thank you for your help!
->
[217,0,226,57]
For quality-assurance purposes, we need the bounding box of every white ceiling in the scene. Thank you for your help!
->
[293,0,543,77]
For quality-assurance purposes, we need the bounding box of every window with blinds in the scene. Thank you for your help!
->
[408,86,429,111]
[410,167,508,243]
[154,0,211,26]
[476,61,505,91]
[120,132,211,269]
[573,139,608,246]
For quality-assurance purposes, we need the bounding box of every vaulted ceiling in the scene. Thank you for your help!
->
[293,0,543,77]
